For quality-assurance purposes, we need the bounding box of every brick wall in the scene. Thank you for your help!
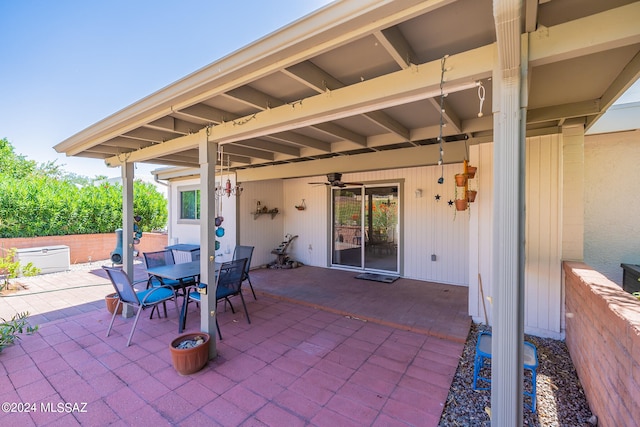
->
[564,261,640,427]
[0,233,168,264]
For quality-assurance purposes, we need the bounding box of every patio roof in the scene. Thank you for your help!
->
[54,0,640,180]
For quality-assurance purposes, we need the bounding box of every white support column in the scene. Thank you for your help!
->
[492,0,526,425]
[121,162,135,279]
[199,136,218,358]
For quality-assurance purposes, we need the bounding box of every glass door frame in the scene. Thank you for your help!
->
[330,181,401,275]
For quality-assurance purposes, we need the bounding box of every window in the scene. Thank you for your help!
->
[179,186,200,221]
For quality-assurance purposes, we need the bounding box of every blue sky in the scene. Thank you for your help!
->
[0,0,333,179]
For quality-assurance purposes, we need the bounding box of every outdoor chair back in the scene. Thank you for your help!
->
[182,258,249,339]
[103,266,177,347]
[143,249,175,269]
[233,245,256,299]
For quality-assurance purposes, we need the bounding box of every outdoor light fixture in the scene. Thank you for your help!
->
[215,146,242,199]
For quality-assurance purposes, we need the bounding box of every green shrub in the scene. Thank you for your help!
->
[0,312,38,353]
[0,248,39,290]
[0,138,167,237]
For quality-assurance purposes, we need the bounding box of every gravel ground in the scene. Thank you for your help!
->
[439,323,594,426]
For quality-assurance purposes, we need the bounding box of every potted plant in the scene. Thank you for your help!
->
[105,293,122,315]
[169,332,210,375]
[455,199,468,211]
[467,189,477,203]
[466,165,477,179]
[455,173,467,187]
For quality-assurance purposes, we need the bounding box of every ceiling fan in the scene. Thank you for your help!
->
[308,172,363,188]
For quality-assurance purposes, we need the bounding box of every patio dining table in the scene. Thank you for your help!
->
[146,260,221,333]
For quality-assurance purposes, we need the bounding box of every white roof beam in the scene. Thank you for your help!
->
[527,99,600,123]
[312,122,367,146]
[586,50,640,130]
[145,117,198,135]
[236,140,469,182]
[176,104,236,124]
[222,145,275,161]
[428,97,463,134]
[123,127,181,143]
[234,139,301,157]
[284,60,404,143]
[266,131,331,151]
[524,0,538,33]
[102,137,153,150]
[363,110,411,142]
[374,27,416,69]
[223,86,285,110]
[528,2,640,67]
[283,61,344,92]
[105,45,493,166]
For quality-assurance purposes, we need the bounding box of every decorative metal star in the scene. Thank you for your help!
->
[435,194,441,201]
[448,199,454,206]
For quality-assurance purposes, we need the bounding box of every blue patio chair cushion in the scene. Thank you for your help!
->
[137,287,175,306]
[187,285,236,301]
[188,285,206,302]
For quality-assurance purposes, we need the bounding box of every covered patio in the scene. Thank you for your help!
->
[51,0,640,424]
[1,263,467,426]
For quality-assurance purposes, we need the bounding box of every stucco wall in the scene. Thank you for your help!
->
[584,131,640,285]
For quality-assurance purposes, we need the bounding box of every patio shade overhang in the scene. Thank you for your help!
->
[54,0,640,178]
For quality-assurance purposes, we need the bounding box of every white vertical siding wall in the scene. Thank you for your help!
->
[282,178,329,267]
[281,165,469,285]
[525,135,562,336]
[238,179,285,267]
[469,144,494,324]
[469,136,564,338]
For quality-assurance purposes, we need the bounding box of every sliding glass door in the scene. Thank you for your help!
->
[332,184,399,273]
[332,187,362,268]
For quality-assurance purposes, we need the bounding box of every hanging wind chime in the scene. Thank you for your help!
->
[437,54,448,185]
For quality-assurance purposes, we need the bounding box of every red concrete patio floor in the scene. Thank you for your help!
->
[1,265,470,426]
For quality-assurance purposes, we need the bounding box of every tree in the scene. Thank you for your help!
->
[0,138,37,179]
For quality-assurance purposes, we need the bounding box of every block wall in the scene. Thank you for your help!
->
[564,261,640,427]
[0,233,168,264]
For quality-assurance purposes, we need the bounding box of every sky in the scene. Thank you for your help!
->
[0,0,333,180]
[1,0,638,181]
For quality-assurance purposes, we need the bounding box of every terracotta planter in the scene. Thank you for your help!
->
[466,166,477,179]
[105,293,122,315]
[170,333,210,375]
[467,190,477,203]
[454,174,467,187]
[455,199,468,211]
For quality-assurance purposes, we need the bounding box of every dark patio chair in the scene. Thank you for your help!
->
[103,266,177,347]
[182,258,249,339]
[233,245,256,299]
